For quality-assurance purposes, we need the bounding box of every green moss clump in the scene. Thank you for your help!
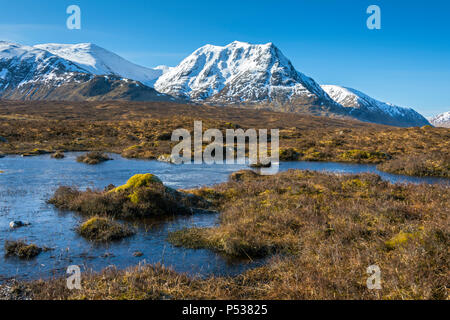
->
[385,231,421,250]
[78,217,135,241]
[49,173,207,219]
[112,173,162,193]
[339,149,389,163]
[341,178,368,190]
[302,150,327,161]
[111,173,163,204]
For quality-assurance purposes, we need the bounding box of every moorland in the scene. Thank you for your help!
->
[0,100,449,300]
[0,100,448,177]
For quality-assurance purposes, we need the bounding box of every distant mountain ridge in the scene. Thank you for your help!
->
[0,41,176,102]
[154,41,429,127]
[321,85,430,127]
[429,111,450,128]
[34,43,162,86]
[0,40,431,127]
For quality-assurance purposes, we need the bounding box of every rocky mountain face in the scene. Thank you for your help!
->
[429,111,450,128]
[0,40,432,127]
[0,41,176,102]
[321,85,430,127]
[0,41,85,94]
[154,41,343,112]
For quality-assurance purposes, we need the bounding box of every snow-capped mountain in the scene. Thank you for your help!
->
[154,65,173,75]
[0,41,86,90]
[154,41,343,113]
[0,41,175,101]
[0,40,432,127]
[34,43,161,86]
[153,41,429,126]
[321,85,430,127]
[429,111,450,128]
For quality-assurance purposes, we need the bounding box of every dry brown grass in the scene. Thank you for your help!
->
[76,151,111,165]
[77,216,135,241]
[48,174,208,219]
[0,101,448,176]
[4,241,42,259]
[11,169,449,300]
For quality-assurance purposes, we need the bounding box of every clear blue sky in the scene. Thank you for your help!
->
[0,0,449,116]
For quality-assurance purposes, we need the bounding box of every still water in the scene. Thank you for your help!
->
[0,153,447,282]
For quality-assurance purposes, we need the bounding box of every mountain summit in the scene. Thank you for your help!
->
[154,41,341,112]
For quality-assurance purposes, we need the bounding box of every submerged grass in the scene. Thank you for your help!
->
[4,241,42,259]
[76,151,111,165]
[77,216,135,241]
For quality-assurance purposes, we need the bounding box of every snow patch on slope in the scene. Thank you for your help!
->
[0,41,88,90]
[154,65,173,75]
[321,85,428,124]
[429,111,450,127]
[35,43,161,86]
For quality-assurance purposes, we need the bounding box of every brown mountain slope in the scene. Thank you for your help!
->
[1,76,180,102]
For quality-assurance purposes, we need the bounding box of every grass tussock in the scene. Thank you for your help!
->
[77,217,135,241]
[76,152,111,165]
[377,153,450,178]
[4,241,42,259]
[48,173,207,219]
[51,151,65,159]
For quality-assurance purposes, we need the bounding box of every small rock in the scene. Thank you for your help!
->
[133,251,144,257]
[9,221,31,229]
